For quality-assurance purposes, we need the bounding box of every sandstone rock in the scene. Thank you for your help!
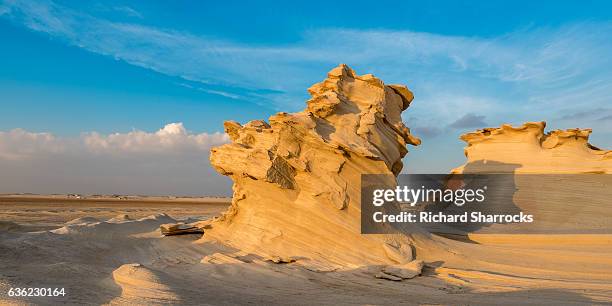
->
[450,121,612,235]
[191,220,212,229]
[160,222,204,236]
[453,121,612,174]
[264,255,298,264]
[375,271,403,281]
[382,243,414,264]
[201,253,245,264]
[380,260,424,280]
[296,260,339,272]
[205,64,426,266]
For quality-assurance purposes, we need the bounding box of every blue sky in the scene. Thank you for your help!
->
[0,0,611,195]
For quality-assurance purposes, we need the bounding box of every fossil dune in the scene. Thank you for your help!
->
[453,121,612,174]
[206,64,431,268]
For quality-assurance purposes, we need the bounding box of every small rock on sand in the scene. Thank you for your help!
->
[265,255,298,264]
[378,260,424,281]
[160,222,204,236]
[382,243,414,264]
[375,271,403,281]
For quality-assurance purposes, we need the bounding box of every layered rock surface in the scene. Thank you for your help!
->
[451,121,612,235]
[453,121,612,174]
[206,64,424,267]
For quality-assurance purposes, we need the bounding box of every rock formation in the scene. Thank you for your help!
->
[453,121,612,174]
[205,64,425,267]
[451,122,612,235]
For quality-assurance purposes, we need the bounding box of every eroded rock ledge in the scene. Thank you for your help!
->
[205,64,425,267]
[454,121,612,173]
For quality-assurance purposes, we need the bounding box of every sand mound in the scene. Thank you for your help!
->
[0,213,194,304]
[111,263,180,303]
[65,216,101,225]
[107,214,134,223]
[52,213,175,236]
[2,208,609,304]
[206,64,430,267]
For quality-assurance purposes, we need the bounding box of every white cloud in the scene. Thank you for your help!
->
[0,123,228,159]
[84,122,228,155]
[0,124,231,195]
[0,128,67,160]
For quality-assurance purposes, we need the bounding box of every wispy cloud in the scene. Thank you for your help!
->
[558,107,611,121]
[112,6,142,19]
[177,83,242,100]
[598,114,612,122]
[2,0,611,116]
[448,113,488,129]
[410,113,489,139]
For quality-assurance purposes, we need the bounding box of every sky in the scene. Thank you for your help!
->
[0,0,611,196]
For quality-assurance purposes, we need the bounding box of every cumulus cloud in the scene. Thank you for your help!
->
[84,123,228,155]
[0,123,228,158]
[0,129,67,160]
[0,124,231,195]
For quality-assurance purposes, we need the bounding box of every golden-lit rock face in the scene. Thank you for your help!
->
[454,121,612,174]
[206,64,422,267]
[451,123,612,239]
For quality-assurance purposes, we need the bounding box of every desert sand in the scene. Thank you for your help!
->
[1,65,611,305]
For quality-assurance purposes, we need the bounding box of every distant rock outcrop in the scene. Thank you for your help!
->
[453,121,612,173]
[206,64,425,267]
[450,122,612,236]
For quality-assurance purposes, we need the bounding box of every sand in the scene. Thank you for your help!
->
[0,195,229,231]
[1,196,610,305]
